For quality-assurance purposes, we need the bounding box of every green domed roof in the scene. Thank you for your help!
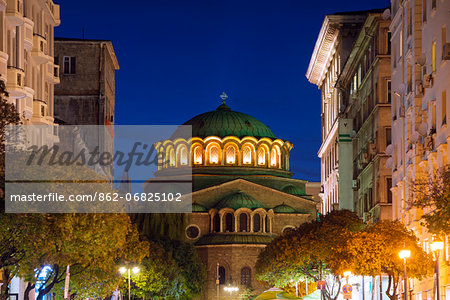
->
[215,191,264,210]
[192,202,208,212]
[282,184,304,196]
[273,203,296,213]
[177,103,276,139]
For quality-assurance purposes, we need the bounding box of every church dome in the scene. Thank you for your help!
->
[174,102,276,139]
[215,191,264,210]
[192,202,208,212]
[281,184,304,196]
[273,203,296,213]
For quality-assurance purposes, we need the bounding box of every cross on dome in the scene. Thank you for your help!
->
[220,91,228,104]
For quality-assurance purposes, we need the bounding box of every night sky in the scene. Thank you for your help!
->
[55,0,389,182]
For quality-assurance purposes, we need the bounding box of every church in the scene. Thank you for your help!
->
[149,95,319,299]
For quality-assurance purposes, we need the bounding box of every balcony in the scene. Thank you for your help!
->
[6,0,24,26]
[23,17,33,51]
[31,33,48,64]
[45,1,60,26]
[6,66,25,98]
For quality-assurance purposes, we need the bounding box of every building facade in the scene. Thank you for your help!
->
[307,11,375,214]
[0,0,60,125]
[337,11,392,223]
[53,38,119,125]
[147,99,318,299]
[389,0,450,298]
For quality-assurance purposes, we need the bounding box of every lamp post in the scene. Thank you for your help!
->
[119,266,139,300]
[430,240,444,300]
[343,271,352,284]
[398,250,411,300]
[224,285,238,300]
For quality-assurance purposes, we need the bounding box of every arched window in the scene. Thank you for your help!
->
[282,226,295,235]
[241,267,251,286]
[169,148,175,167]
[225,213,233,232]
[193,146,202,164]
[225,146,236,164]
[209,145,219,164]
[270,147,279,167]
[213,214,220,232]
[239,213,248,232]
[257,147,266,165]
[179,145,188,166]
[253,214,261,232]
[242,145,252,165]
[265,216,270,233]
[219,266,226,285]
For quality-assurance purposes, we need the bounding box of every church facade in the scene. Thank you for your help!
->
[150,97,318,299]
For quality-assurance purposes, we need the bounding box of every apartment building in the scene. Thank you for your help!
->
[337,11,392,223]
[389,0,449,298]
[307,10,377,214]
[0,0,60,125]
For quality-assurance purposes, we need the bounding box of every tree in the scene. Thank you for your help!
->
[256,210,364,300]
[411,164,450,235]
[2,213,149,300]
[346,220,433,300]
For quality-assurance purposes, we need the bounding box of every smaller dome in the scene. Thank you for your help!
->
[273,203,296,213]
[282,184,304,196]
[215,191,264,210]
[192,202,208,212]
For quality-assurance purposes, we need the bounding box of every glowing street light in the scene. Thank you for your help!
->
[398,250,411,300]
[431,240,444,300]
[224,285,238,300]
[119,266,140,300]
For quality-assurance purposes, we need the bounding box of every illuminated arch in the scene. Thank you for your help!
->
[270,145,281,168]
[224,143,238,165]
[242,144,255,165]
[192,145,203,165]
[177,144,188,166]
[207,143,221,165]
[257,145,269,166]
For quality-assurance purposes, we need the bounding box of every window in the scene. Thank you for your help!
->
[432,0,436,10]
[169,149,175,167]
[225,213,233,232]
[63,56,76,74]
[179,146,188,166]
[239,213,248,232]
[265,216,270,233]
[242,145,252,164]
[386,128,392,148]
[213,214,220,232]
[443,27,447,54]
[387,31,391,54]
[257,147,265,165]
[270,148,279,167]
[253,214,261,232]
[218,267,226,284]
[193,146,202,164]
[387,80,391,103]
[225,146,236,164]
[186,225,200,239]
[240,267,251,286]
[209,145,219,164]
[442,91,447,125]
[387,178,392,203]
[432,41,436,73]
[422,0,427,23]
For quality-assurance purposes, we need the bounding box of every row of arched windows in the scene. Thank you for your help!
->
[155,137,292,170]
[196,143,281,167]
[210,210,272,233]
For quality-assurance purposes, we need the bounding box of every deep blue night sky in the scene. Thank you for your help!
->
[55,0,389,182]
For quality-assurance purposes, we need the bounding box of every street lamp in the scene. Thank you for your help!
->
[398,249,411,300]
[224,285,238,300]
[430,240,444,300]
[119,266,140,300]
[343,271,352,284]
